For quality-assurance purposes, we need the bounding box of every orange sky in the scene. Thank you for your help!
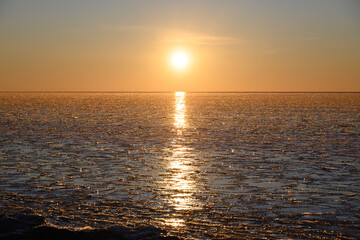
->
[0,0,359,92]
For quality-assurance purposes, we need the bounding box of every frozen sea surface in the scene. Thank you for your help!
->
[0,92,359,239]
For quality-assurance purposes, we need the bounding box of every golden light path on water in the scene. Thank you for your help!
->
[161,92,202,228]
[174,92,186,132]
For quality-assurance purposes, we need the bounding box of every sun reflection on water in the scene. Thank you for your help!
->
[160,92,202,228]
[174,92,186,133]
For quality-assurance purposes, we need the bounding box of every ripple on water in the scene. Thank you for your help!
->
[0,93,359,239]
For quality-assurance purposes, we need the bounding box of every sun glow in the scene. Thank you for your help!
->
[171,51,189,70]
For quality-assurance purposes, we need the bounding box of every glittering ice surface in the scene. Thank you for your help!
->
[0,93,359,239]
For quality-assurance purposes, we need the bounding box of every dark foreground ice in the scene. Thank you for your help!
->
[0,209,180,240]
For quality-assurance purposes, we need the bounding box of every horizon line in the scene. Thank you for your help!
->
[0,91,359,94]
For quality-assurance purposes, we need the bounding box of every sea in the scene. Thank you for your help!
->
[0,92,359,239]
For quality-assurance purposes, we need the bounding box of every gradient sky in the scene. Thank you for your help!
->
[0,0,359,91]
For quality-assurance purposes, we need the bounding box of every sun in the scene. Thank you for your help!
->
[171,51,189,70]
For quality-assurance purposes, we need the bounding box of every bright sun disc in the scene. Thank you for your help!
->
[171,52,189,69]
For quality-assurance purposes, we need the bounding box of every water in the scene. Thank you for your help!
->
[0,92,359,239]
